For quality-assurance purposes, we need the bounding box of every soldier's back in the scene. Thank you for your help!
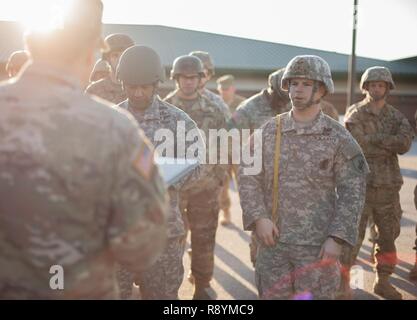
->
[0,64,166,298]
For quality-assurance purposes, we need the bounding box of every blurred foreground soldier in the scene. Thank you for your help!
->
[6,50,30,78]
[411,111,417,281]
[344,66,414,299]
[189,51,231,120]
[165,55,228,299]
[0,0,168,299]
[116,46,204,299]
[239,55,368,299]
[89,59,111,83]
[86,33,134,103]
[216,74,245,113]
[232,68,291,266]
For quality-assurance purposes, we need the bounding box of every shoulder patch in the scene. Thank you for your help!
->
[132,142,154,180]
[352,156,366,174]
[341,139,361,160]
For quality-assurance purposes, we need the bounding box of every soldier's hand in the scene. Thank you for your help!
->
[319,237,342,260]
[255,218,279,247]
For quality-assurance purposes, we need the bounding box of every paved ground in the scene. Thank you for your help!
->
[178,140,417,300]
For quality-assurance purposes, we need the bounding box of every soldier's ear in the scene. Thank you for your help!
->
[318,82,326,97]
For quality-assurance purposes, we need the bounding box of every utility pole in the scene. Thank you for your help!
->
[347,0,358,111]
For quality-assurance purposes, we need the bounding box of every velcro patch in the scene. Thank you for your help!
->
[341,141,360,160]
[352,155,367,174]
[133,143,154,180]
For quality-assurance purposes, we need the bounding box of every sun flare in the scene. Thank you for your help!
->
[17,0,72,34]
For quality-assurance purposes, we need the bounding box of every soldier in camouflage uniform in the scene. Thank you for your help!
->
[188,52,242,225]
[188,51,232,121]
[320,99,339,121]
[344,66,414,299]
[239,55,368,300]
[164,55,228,299]
[232,68,291,266]
[115,45,205,299]
[215,74,246,225]
[0,0,168,299]
[232,68,291,132]
[189,53,234,225]
[86,33,134,103]
[216,74,246,113]
[5,50,30,78]
[186,51,234,227]
[89,59,111,83]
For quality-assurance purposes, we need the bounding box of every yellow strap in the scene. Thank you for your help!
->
[272,115,281,223]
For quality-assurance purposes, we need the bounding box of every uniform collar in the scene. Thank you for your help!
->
[22,61,82,91]
[124,95,160,120]
[362,98,389,116]
[281,110,329,135]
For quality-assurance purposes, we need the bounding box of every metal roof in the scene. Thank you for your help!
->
[1,21,417,77]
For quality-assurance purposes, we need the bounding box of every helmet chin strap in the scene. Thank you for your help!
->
[293,82,322,110]
[369,88,389,102]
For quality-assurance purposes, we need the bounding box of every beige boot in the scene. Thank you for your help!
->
[220,208,231,226]
[193,284,217,300]
[373,274,402,300]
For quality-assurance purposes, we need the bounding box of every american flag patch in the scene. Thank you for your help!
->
[133,143,154,180]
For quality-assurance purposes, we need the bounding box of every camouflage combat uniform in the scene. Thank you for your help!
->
[345,100,414,275]
[233,89,340,265]
[320,100,339,121]
[89,59,111,83]
[164,90,228,290]
[201,88,234,224]
[239,110,368,299]
[202,88,232,121]
[232,89,291,132]
[232,79,291,266]
[117,95,204,299]
[0,63,168,299]
[85,76,127,104]
[226,94,246,114]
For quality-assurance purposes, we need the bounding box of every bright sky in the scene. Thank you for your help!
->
[0,0,416,61]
